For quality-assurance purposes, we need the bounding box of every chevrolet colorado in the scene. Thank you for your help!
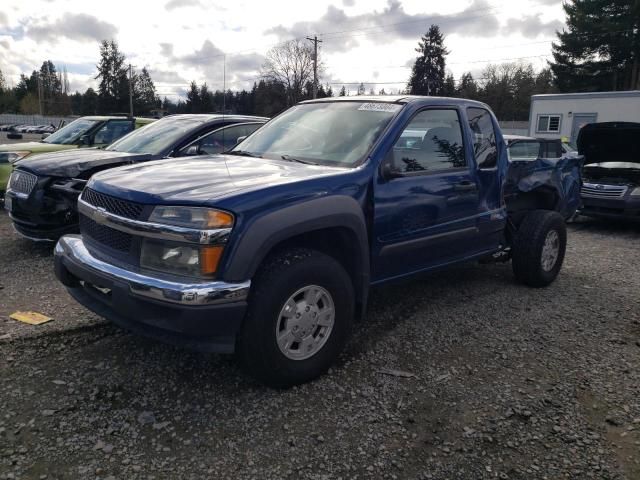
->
[54,96,582,387]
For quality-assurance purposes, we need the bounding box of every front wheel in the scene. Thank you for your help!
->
[512,210,567,288]
[237,248,354,388]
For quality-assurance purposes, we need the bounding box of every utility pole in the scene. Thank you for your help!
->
[37,73,43,116]
[306,35,322,99]
[128,64,134,117]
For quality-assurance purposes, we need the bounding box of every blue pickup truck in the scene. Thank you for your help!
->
[54,96,582,387]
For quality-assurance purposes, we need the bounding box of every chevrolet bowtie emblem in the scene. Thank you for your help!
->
[94,207,108,223]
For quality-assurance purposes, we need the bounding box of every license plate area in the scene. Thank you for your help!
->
[4,194,12,212]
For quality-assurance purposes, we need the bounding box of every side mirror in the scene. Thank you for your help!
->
[41,133,50,140]
[183,145,200,156]
[380,160,402,180]
[79,135,91,146]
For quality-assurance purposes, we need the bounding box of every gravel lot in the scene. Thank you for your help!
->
[0,209,639,480]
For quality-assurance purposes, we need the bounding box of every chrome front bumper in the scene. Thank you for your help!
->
[54,235,250,306]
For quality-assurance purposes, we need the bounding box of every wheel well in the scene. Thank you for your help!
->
[506,188,559,226]
[259,227,366,318]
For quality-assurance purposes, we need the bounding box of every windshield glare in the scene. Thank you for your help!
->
[106,117,207,155]
[42,118,99,145]
[233,102,402,166]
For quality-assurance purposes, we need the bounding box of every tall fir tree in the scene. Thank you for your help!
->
[550,0,640,92]
[408,25,449,96]
[185,81,201,113]
[95,40,129,114]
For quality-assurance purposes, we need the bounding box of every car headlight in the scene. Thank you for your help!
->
[148,206,234,229]
[142,206,233,277]
[141,239,223,277]
[631,187,640,197]
[0,151,31,163]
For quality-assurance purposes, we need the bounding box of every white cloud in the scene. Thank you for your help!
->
[1,0,565,96]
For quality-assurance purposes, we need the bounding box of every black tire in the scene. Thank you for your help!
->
[512,210,567,288]
[237,248,354,388]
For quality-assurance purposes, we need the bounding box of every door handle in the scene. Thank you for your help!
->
[453,180,477,192]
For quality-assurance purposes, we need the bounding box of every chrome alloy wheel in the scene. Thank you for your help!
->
[541,230,560,272]
[275,285,335,361]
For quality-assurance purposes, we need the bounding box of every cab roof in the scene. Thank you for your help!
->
[300,95,491,109]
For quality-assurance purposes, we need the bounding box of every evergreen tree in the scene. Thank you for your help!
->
[339,86,346,96]
[457,72,479,99]
[443,74,457,97]
[550,0,640,91]
[185,81,201,113]
[200,83,213,112]
[95,40,129,114]
[135,67,159,114]
[357,82,365,95]
[408,25,449,96]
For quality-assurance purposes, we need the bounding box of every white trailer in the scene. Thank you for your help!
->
[528,91,640,143]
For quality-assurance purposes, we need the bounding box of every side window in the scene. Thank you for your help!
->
[467,107,498,168]
[507,141,540,161]
[198,124,256,155]
[540,139,562,158]
[388,109,465,174]
[93,120,133,145]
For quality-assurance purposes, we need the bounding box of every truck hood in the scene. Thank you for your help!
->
[0,141,76,154]
[16,148,154,178]
[577,122,640,166]
[89,154,348,204]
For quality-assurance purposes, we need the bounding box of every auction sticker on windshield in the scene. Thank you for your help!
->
[357,103,401,113]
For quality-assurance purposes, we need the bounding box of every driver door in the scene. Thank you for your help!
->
[372,107,482,281]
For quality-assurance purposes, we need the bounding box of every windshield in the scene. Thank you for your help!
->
[42,118,99,145]
[232,101,402,166]
[106,116,207,155]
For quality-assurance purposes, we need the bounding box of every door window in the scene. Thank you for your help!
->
[93,120,134,145]
[196,124,262,155]
[467,108,498,168]
[387,109,465,174]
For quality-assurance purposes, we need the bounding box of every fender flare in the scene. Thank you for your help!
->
[222,195,370,309]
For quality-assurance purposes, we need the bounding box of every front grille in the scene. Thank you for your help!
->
[9,170,37,195]
[80,215,133,253]
[581,183,628,199]
[81,188,144,220]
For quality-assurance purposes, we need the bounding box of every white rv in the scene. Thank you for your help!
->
[528,91,640,143]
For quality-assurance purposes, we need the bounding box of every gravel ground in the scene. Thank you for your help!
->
[0,210,639,480]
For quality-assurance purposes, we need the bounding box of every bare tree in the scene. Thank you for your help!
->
[261,40,319,105]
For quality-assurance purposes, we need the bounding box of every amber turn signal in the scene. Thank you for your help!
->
[200,245,224,275]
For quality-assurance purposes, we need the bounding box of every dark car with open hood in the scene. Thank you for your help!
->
[578,122,640,221]
[4,114,267,241]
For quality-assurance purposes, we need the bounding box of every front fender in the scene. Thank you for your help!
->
[221,195,370,302]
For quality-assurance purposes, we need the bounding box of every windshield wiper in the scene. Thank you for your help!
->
[227,150,262,158]
[280,154,319,165]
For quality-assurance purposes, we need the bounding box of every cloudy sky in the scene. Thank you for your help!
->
[0,0,565,98]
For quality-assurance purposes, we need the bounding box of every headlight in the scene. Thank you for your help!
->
[631,187,640,197]
[141,239,224,277]
[0,151,31,163]
[148,206,234,229]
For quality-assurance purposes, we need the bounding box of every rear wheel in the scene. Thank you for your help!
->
[237,248,354,388]
[512,210,567,287]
